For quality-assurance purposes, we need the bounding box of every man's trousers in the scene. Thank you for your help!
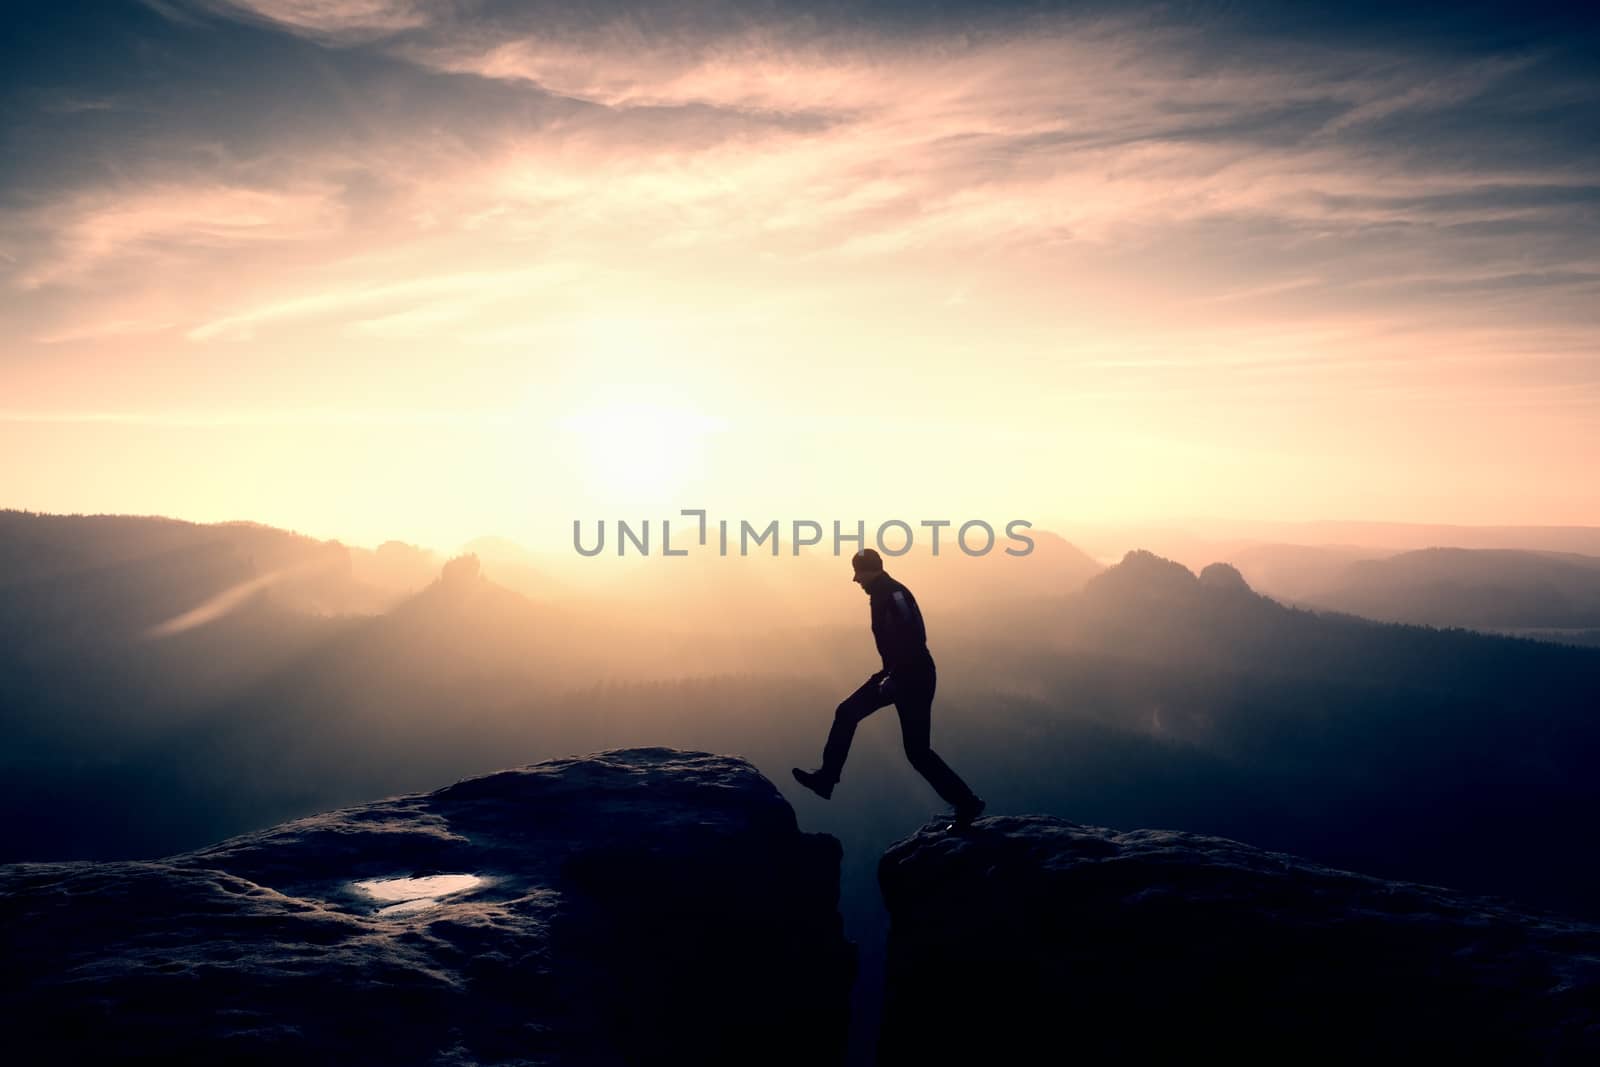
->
[818,660,978,808]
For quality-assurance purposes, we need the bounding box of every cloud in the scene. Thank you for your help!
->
[187,263,575,339]
[5,1,1598,374]
[384,12,1596,265]
[12,182,345,289]
[173,0,440,42]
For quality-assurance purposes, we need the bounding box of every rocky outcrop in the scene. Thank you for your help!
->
[0,748,854,1066]
[1198,560,1250,592]
[1082,548,1201,605]
[878,816,1600,1064]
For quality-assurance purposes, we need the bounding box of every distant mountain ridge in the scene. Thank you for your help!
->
[0,509,438,616]
[1299,546,1600,631]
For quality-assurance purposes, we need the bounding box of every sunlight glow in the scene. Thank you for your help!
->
[144,559,337,638]
[559,400,727,503]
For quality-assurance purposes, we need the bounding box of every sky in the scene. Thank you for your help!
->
[2,0,1597,552]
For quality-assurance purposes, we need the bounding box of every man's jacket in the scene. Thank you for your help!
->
[864,572,934,674]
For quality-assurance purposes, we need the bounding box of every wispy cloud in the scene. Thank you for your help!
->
[11,4,1596,331]
[187,263,576,339]
[171,0,438,42]
[12,182,344,289]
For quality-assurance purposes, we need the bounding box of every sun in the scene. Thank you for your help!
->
[558,399,725,506]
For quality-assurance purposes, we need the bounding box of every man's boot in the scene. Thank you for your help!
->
[791,767,835,800]
[952,795,986,827]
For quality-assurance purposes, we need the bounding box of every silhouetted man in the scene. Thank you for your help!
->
[793,549,986,825]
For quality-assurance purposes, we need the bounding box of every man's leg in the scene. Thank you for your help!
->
[895,676,980,809]
[819,672,893,785]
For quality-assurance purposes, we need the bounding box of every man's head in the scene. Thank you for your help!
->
[850,548,884,592]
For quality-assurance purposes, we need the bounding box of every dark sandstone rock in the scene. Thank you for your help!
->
[878,815,1600,1064]
[0,748,854,1066]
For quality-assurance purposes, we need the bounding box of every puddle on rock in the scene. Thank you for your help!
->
[353,874,483,916]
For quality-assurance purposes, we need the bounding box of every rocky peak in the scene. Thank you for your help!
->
[1082,548,1200,603]
[1198,560,1251,591]
[1,748,855,1066]
[876,814,1600,1063]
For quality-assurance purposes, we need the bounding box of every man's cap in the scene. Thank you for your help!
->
[851,548,884,579]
